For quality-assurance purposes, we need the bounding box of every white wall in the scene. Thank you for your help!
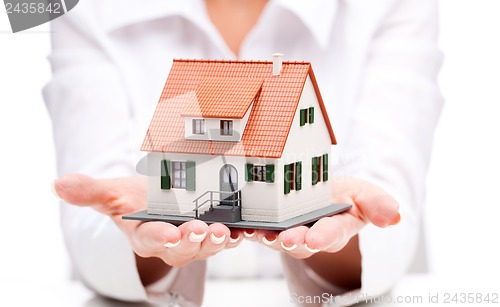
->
[0,0,499,294]
[0,20,67,285]
[425,0,500,282]
[278,76,332,221]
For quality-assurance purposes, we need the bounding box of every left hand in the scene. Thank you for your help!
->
[245,177,400,259]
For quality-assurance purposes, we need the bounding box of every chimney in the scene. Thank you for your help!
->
[272,53,283,76]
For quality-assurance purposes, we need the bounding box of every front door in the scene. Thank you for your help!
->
[220,164,238,206]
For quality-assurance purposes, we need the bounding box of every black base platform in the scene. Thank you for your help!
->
[122,204,352,231]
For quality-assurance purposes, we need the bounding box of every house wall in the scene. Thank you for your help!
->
[146,152,279,217]
[230,76,333,223]
[146,77,332,223]
[273,76,333,222]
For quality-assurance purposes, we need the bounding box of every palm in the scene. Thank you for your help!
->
[250,177,401,259]
[53,174,244,268]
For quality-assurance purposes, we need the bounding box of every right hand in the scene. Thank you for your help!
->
[53,174,244,268]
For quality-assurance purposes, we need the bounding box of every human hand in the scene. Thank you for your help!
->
[52,174,244,268]
[247,177,400,259]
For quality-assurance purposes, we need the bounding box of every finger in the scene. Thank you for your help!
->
[166,220,209,264]
[256,230,279,249]
[226,229,244,248]
[278,226,309,258]
[133,222,181,258]
[333,177,400,227]
[305,214,363,253]
[241,228,257,241]
[197,223,231,258]
[53,174,141,216]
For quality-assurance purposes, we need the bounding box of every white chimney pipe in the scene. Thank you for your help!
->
[272,53,283,76]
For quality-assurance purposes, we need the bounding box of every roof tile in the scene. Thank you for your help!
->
[142,59,335,158]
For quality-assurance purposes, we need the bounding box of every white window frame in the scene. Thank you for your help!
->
[252,165,266,182]
[192,119,205,135]
[172,161,187,189]
[220,120,233,136]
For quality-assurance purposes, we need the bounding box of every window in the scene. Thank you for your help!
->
[245,163,275,183]
[253,165,266,182]
[220,120,233,136]
[172,161,186,189]
[161,160,195,190]
[284,161,302,194]
[312,154,328,185]
[299,107,315,126]
[192,119,205,135]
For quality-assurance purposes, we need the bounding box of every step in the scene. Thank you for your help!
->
[199,205,242,223]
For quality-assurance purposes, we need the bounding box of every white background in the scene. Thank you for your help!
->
[0,0,499,301]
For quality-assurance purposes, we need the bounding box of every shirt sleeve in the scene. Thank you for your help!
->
[282,0,443,305]
[43,9,205,305]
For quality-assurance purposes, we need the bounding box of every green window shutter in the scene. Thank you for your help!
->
[295,161,302,191]
[309,107,315,124]
[161,160,171,190]
[312,157,318,185]
[284,164,291,194]
[186,161,196,191]
[245,163,254,182]
[322,154,329,182]
[300,109,307,126]
[265,164,275,183]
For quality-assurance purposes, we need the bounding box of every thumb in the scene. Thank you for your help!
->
[53,173,118,211]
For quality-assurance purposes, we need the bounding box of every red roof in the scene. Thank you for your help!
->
[142,59,336,158]
[182,77,264,119]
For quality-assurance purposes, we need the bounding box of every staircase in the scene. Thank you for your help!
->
[193,190,242,223]
[199,205,242,223]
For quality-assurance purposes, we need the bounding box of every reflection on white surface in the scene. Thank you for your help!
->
[2,275,499,307]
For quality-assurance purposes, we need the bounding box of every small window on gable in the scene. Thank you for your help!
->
[192,119,205,135]
[300,107,315,126]
[220,120,233,136]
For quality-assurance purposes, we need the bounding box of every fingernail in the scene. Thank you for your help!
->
[229,235,241,243]
[388,212,402,228]
[280,242,297,251]
[262,236,277,245]
[164,239,181,248]
[51,180,63,200]
[210,233,226,245]
[304,244,321,253]
[189,231,207,243]
[243,230,255,238]
[393,212,401,225]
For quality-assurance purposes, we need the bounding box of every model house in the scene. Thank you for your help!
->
[139,55,338,225]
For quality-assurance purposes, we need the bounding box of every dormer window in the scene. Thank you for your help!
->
[192,119,205,135]
[220,120,233,136]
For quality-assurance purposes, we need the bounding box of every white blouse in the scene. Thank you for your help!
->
[44,0,443,306]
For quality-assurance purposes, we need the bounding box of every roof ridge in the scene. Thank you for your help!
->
[173,58,311,65]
